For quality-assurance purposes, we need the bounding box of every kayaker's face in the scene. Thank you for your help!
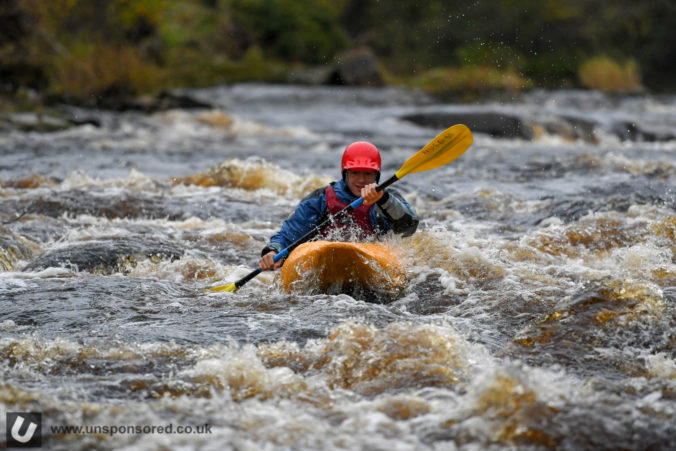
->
[346,170,378,197]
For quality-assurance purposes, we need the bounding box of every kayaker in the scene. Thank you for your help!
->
[259,141,419,270]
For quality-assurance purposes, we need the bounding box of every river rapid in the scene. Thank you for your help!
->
[1,85,675,450]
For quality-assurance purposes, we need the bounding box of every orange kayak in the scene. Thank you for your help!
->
[279,241,405,296]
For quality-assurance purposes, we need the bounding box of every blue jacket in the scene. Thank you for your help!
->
[262,179,418,255]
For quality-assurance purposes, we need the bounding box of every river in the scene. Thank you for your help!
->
[1,85,675,450]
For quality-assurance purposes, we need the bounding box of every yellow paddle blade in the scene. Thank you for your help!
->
[208,283,238,292]
[395,124,473,179]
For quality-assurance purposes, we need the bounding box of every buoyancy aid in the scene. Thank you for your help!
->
[322,185,375,239]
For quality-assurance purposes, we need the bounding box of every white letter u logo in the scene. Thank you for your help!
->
[11,415,38,443]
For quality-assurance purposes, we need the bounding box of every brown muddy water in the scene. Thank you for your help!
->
[1,85,675,450]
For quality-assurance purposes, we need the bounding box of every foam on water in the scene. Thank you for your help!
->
[2,85,675,449]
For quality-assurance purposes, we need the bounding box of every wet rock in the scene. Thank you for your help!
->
[0,225,38,271]
[96,90,212,112]
[539,114,675,144]
[0,108,101,132]
[402,111,534,139]
[23,237,184,274]
[0,112,71,132]
[65,113,102,128]
[401,103,676,143]
[552,115,598,143]
[609,120,676,142]
[133,90,214,112]
[45,89,213,113]
[534,116,598,143]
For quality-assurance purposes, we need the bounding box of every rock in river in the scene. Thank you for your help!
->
[23,236,183,274]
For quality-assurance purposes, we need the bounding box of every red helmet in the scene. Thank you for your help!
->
[341,142,381,172]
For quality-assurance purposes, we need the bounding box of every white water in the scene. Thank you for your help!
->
[1,85,675,450]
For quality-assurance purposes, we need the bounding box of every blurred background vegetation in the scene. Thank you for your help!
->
[2,0,675,108]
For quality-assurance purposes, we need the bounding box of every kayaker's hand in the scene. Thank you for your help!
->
[361,183,383,206]
[259,251,282,271]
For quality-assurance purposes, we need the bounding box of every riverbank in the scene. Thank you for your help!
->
[4,0,673,120]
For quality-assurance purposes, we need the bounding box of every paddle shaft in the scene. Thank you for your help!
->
[229,175,399,291]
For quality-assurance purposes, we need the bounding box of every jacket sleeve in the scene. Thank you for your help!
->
[373,189,419,237]
[262,187,327,255]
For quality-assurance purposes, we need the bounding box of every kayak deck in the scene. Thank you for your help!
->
[279,241,405,297]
